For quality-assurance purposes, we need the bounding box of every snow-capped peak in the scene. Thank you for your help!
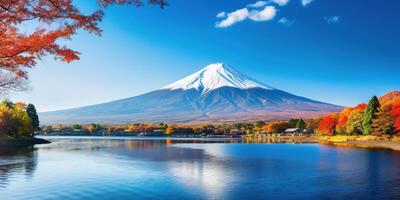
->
[161,63,273,93]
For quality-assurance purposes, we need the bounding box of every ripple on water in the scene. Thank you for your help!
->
[1,137,400,200]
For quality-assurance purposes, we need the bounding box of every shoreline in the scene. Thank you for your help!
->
[0,137,51,147]
[246,135,400,151]
[34,134,400,151]
[323,140,400,151]
[316,135,400,151]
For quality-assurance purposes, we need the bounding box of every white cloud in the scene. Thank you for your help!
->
[278,17,294,27]
[272,0,290,6]
[249,6,277,21]
[216,12,226,18]
[301,0,314,6]
[216,5,277,28]
[248,1,268,8]
[216,8,249,28]
[249,0,289,7]
[325,16,340,24]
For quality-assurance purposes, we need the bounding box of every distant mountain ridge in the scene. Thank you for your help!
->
[40,63,343,124]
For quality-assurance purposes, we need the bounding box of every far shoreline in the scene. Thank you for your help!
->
[36,134,400,152]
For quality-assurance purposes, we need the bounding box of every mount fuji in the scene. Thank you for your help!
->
[40,63,343,124]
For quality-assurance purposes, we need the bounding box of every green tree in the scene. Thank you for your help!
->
[362,96,380,135]
[159,122,168,130]
[255,121,266,128]
[288,119,299,128]
[72,124,82,130]
[243,123,254,131]
[296,119,306,129]
[233,123,243,130]
[26,104,40,131]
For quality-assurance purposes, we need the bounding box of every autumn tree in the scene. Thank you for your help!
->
[305,118,321,133]
[372,104,394,136]
[345,104,366,135]
[391,98,400,135]
[0,0,166,93]
[165,126,174,135]
[316,114,338,135]
[0,101,33,138]
[379,91,400,106]
[335,107,353,134]
[0,71,28,95]
[262,122,289,134]
[362,96,380,135]
[0,105,11,137]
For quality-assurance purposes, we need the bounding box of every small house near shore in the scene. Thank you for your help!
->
[285,128,302,134]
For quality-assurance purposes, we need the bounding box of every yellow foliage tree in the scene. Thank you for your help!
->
[165,126,174,135]
[0,101,33,138]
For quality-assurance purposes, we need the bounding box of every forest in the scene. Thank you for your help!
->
[316,91,400,136]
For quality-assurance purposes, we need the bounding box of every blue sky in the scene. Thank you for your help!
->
[11,0,400,111]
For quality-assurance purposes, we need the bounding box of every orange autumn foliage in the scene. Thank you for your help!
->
[336,107,353,128]
[391,97,400,135]
[334,104,366,134]
[262,121,289,134]
[353,103,367,110]
[316,114,339,135]
[379,91,400,106]
[0,0,165,87]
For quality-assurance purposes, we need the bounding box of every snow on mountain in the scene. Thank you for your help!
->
[40,63,343,124]
[162,63,273,94]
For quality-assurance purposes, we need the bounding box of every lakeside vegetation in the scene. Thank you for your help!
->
[315,91,400,137]
[38,91,400,151]
[2,91,399,150]
[0,100,39,140]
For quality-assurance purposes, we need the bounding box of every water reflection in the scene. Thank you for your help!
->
[0,146,37,189]
[0,137,400,200]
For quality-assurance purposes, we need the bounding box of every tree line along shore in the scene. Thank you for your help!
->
[40,91,400,137]
[3,91,400,150]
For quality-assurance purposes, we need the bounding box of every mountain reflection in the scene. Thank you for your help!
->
[39,137,245,152]
[0,146,37,189]
[1,137,400,199]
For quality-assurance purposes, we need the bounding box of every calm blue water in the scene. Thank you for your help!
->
[1,136,400,200]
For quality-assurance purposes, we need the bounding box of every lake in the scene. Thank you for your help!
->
[1,136,400,200]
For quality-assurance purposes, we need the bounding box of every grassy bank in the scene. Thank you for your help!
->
[319,135,400,151]
[245,134,400,151]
